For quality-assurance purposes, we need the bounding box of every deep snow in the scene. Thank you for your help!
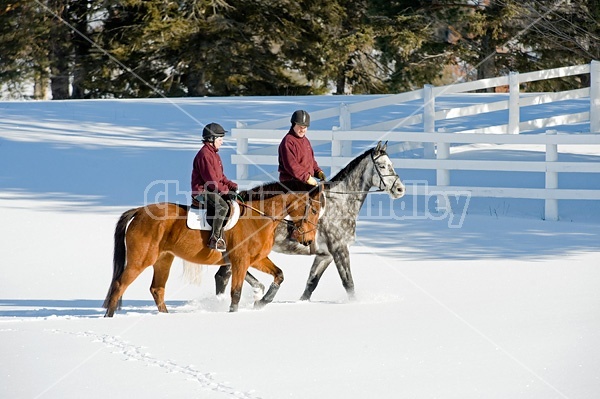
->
[1,96,599,399]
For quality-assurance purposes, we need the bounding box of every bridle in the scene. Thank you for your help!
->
[287,195,321,243]
[371,151,401,192]
[327,151,401,195]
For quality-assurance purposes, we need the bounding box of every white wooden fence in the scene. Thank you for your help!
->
[232,61,600,221]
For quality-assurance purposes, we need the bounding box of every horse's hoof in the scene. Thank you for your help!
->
[157,304,168,313]
[299,292,311,301]
[254,300,267,310]
[229,304,238,312]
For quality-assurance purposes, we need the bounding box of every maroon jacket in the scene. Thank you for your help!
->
[191,143,237,197]
[278,129,322,182]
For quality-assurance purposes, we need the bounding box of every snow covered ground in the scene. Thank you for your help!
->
[1,96,599,399]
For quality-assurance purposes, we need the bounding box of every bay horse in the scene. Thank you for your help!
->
[103,181,322,316]
[199,141,404,301]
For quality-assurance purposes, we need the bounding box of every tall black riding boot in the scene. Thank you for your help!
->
[209,227,226,252]
[206,192,229,252]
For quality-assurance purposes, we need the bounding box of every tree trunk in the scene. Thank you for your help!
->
[186,64,209,96]
[48,0,71,100]
[335,59,353,95]
[477,31,496,93]
[33,70,49,100]
[71,0,91,99]
[335,74,346,95]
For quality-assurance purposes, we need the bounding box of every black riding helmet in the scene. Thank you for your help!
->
[291,110,310,127]
[202,123,226,142]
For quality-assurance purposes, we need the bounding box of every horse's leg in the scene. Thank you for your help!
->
[247,272,266,301]
[331,245,355,300]
[150,253,175,313]
[215,265,265,299]
[228,253,250,312]
[104,261,149,317]
[214,265,231,296]
[300,252,334,301]
[252,257,284,309]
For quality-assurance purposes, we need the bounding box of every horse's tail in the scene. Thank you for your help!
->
[182,259,206,286]
[103,208,139,309]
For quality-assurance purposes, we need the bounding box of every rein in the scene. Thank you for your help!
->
[326,189,383,195]
[236,201,295,228]
[237,195,321,235]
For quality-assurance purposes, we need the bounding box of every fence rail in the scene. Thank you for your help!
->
[232,61,600,221]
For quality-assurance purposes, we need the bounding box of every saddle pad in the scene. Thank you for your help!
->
[186,201,240,231]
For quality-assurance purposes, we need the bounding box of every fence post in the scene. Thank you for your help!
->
[544,129,558,221]
[508,71,520,134]
[331,103,352,176]
[423,84,436,158]
[436,128,450,213]
[591,60,600,133]
[235,121,249,180]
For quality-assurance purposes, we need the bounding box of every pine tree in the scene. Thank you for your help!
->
[516,0,600,91]
[95,0,182,97]
[421,0,529,91]
[371,0,456,92]
[420,0,599,91]
[0,1,52,99]
[181,0,315,96]
[47,0,71,99]
[2,0,597,98]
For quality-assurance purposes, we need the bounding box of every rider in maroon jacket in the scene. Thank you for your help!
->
[191,123,238,252]
[278,110,326,185]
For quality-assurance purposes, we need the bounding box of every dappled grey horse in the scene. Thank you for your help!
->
[204,141,405,300]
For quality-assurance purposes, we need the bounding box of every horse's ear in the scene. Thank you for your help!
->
[375,141,381,152]
[382,141,388,152]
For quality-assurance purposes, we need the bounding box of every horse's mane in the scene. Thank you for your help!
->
[240,180,317,201]
[330,147,376,183]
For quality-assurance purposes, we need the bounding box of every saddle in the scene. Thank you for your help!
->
[186,201,241,231]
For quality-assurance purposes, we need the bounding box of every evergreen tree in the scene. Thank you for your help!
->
[371,0,456,92]
[181,0,318,96]
[0,1,52,98]
[516,0,600,90]
[94,0,182,97]
[423,0,529,91]
[47,0,71,99]
[422,0,599,91]
[1,0,597,98]
[0,0,102,99]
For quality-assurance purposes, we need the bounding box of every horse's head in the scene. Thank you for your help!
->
[284,183,323,246]
[371,141,405,199]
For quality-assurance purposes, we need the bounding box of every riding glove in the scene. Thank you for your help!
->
[306,176,318,186]
[316,170,326,181]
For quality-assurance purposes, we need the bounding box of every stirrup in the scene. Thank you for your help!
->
[215,237,226,252]
[209,236,226,252]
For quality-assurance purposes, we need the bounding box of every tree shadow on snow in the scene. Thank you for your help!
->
[355,216,600,260]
